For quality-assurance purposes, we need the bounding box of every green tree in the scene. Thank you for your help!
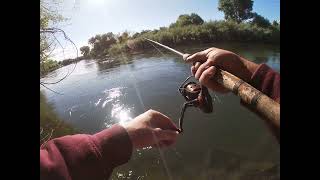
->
[88,32,117,58]
[272,20,279,27]
[40,0,65,75]
[190,13,204,25]
[40,0,65,61]
[80,46,90,57]
[117,31,130,43]
[218,0,254,23]
[170,13,204,27]
[251,13,271,28]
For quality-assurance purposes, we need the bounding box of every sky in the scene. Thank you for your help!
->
[50,0,280,60]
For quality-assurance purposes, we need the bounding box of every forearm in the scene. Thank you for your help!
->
[40,124,133,180]
[239,57,280,142]
[238,56,280,103]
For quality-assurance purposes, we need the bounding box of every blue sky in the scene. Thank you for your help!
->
[52,0,280,60]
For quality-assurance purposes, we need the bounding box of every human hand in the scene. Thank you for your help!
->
[186,48,259,93]
[122,109,179,149]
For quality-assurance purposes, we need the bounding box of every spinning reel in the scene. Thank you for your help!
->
[177,75,213,133]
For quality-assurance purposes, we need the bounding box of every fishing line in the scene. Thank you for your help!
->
[40,82,64,95]
[40,28,80,96]
[146,39,167,57]
[40,28,79,86]
[147,40,192,167]
[118,53,174,180]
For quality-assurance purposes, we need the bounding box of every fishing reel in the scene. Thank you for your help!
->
[177,75,213,133]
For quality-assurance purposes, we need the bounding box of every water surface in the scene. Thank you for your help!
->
[41,43,280,179]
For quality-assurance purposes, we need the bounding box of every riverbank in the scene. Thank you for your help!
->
[40,91,78,145]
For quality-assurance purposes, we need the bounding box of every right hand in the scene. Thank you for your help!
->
[122,110,180,149]
[185,48,259,93]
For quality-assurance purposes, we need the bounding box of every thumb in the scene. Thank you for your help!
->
[154,128,179,141]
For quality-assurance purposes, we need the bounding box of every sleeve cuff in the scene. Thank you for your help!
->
[91,124,133,169]
[250,63,272,89]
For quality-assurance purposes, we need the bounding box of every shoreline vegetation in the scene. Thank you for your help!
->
[57,13,279,68]
[62,13,280,65]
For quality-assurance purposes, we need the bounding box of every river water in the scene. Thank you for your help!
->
[41,43,280,180]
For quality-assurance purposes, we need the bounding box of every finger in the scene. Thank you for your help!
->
[199,66,230,93]
[194,52,225,80]
[194,62,201,70]
[191,66,195,75]
[154,128,179,141]
[191,62,201,75]
[149,110,179,131]
[199,66,216,85]
[195,61,210,80]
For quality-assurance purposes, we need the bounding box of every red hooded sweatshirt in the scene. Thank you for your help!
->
[40,63,280,180]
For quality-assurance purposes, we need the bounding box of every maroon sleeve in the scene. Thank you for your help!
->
[250,63,280,103]
[40,124,133,180]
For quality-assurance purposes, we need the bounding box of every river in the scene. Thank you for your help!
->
[41,42,280,180]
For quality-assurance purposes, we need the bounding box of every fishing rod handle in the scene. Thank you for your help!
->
[213,69,280,127]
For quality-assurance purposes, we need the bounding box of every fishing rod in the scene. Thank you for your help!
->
[145,38,280,131]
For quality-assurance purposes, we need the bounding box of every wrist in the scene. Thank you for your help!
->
[240,57,259,81]
[120,123,137,149]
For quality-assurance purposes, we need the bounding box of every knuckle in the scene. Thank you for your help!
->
[147,109,160,117]
[147,109,155,114]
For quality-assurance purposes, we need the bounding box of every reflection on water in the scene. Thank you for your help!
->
[92,87,134,128]
[110,103,133,126]
[41,43,280,179]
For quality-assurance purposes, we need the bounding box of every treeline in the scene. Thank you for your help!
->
[77,0,279,59]
[59,56,86,67]
[80,18,279,58]
[40,59,61,77]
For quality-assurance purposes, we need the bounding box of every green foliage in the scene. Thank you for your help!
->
[78,12,278,58]
[40,0,65,70]
[40,0,65,47]
[108,43,130,56]
[80,46,90,57]
[40,59,60,76]
[251,13,271,28]
[40,0,64,30]
[117,31,130,43]
[104,18,279,55]
[88,32,117,58]
[170,13,204,28]
[218,0,254,23]
[272,20,279,27]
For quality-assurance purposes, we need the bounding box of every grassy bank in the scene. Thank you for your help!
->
[40,91,78,145]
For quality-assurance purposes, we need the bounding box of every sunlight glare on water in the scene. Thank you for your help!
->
[100,87,134,127]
